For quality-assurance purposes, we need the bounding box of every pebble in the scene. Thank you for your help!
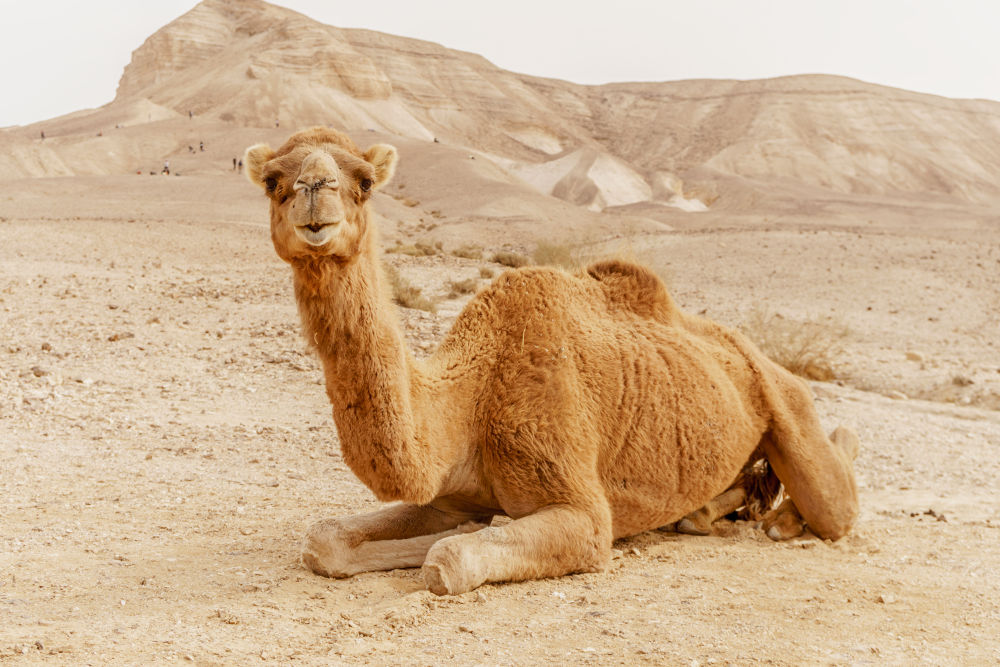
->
[905,351,924,362]
[887,390,908,400]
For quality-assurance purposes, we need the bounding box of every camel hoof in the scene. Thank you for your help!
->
[762,511,805,541]
[301,519,354,578]
[676,517,711,536]
[422,534,484,595]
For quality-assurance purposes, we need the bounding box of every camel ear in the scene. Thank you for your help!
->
[363,144,397,189]
[244,143,275,188]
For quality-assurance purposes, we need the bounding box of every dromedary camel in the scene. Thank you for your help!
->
[244,126,859,595]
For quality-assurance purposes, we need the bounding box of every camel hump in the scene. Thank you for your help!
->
[585,260,678,322]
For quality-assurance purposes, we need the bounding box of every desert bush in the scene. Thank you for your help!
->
[451,243,483,260]
[739,306,848,381]
[394,241,438,257]
[490,250,531,268]
[532,240,582,270]
[447,278,479,299]
[479,266,495,279]
[383,264,437,313]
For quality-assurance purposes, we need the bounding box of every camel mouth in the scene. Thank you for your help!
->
[294,220,340,246]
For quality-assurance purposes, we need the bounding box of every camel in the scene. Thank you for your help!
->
[243,126,859,595]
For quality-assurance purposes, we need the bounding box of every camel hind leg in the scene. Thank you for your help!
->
[759,371,860,540]
[676,487,747,535]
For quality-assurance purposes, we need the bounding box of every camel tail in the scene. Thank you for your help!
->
[585,260,679,324]
[736,455,784,521]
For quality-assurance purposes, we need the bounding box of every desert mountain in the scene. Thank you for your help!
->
[4,0,1000,219]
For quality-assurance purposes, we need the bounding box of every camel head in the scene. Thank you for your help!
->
[244,127,397,263]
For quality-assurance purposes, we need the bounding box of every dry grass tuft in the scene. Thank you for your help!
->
[451,244,483,260]
[447,278,479,299]
[479,266,495,279]
[739,306,848,381]
[392,241,439,257]
[532,240,584,270]
[490,250,531,268]
[383,264,437,313]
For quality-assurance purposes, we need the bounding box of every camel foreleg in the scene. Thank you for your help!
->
[421,503,612,595]
[302,503,488,578]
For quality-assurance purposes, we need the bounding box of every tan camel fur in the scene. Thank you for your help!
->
[244,126,860,595]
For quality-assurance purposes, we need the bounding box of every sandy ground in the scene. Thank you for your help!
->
[2,174,999,665]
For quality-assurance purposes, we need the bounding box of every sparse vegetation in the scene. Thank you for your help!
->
[490,250,531,268]
[739,306,848,381]
[383,263,437,313]
[451,243,483,260]
[532,240,582,270]
[392,241,439,257]
[479,266,495,279]
[447,278,478,298]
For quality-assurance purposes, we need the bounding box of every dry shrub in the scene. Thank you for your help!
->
[739,306,848,381]
[383,264,436,313]
[451,244,483,260]
[491,250,530,268]
[479,266,495,279]
[395,241,438,257]
[532,240,583,270]
[447,278,478,298]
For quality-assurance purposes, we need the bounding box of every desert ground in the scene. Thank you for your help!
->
[1,163,999,665]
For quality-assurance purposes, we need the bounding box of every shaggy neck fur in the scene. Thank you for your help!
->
[290,223,443,504]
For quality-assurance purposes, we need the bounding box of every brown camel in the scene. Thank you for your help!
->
[244,126,859,595]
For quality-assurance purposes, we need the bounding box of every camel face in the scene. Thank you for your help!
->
[244,127,397,263]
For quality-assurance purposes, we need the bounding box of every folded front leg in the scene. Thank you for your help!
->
[303,503,488,578]
[421,504,611,595]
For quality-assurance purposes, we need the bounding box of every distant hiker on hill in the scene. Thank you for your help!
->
[199,141,204,152]
[237,159,243,173]
[189,110,193,119]
[162,160,170,175]
[40,131,45,140]
[233,157,237,170]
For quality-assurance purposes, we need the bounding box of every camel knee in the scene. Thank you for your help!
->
[830,426,860,461]
[302,518,357,578]
[806,502,858,541]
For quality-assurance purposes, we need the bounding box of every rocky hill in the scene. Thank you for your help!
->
[4,0,1000,216]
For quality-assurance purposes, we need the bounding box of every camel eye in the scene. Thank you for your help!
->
[360,178,373,192]
[264,176,277,192]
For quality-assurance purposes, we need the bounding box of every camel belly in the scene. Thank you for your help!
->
[592,323,766,538]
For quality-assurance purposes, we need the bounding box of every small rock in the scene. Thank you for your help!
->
[40,342,52,352]
[904,351,924,362]
[31,366,49,377]
[458,625,473,633]
[887,390,908,400]
[876,594,895,604]
[629,547,641,557]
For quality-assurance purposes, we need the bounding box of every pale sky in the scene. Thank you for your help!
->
[2,0,999,127]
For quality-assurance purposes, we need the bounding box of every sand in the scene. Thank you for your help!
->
[1,170,998,664]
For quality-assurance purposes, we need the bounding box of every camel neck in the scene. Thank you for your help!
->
[290,249,442,503]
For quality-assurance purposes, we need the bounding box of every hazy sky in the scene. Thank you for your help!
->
[3,0,999,127]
